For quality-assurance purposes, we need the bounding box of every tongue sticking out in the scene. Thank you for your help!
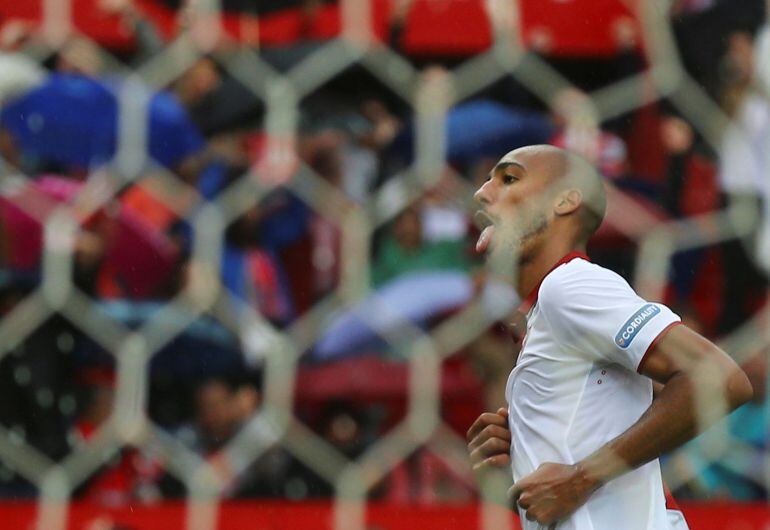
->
[476,225,495,253]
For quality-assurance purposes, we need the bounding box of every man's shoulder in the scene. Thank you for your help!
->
[539,258,630,297]
[539,258,634,309]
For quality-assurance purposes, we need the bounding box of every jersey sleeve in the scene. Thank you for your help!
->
[538,263,681,373]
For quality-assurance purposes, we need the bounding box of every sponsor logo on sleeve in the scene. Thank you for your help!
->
[615,304,661,349]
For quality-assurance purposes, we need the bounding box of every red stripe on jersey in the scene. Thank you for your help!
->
[636,321,684,374]
[664,484,682,511]
[518,251,590,313]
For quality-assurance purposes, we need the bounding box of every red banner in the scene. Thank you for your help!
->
[2,501,769,530]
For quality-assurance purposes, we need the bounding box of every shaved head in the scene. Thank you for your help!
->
[500,144,606,241]
[474,144,607,268]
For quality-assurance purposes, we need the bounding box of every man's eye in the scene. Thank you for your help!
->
[503,174,518,184]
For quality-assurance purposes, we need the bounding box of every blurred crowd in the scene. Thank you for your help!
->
[0,0,768,506]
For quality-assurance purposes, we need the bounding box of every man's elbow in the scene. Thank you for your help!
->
[727,367,754,408]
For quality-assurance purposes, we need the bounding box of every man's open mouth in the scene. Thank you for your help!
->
[474,210,496,254]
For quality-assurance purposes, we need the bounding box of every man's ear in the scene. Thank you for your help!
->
[554,189,583,216]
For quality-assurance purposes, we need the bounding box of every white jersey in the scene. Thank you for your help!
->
[506,253,688,530]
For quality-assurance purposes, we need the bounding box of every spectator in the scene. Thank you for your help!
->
[177,376,242,454]
[717,27,770,331]
[170,373,300,499]
[372,204,472,287]
[719,28,770,272]
[71,367,163,505]
[222,202,297,325]
[281,401,371,500]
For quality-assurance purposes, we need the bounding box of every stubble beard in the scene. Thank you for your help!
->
[485,212,549,283]
[515,213,550,266]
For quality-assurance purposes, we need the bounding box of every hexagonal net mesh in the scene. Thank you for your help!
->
[0,0,768,529]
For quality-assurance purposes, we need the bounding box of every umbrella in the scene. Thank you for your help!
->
[313,271,473,360]
[0,73,203,173]
[391,99,554,166]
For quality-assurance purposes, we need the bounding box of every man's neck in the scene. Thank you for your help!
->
[517,241,587,300]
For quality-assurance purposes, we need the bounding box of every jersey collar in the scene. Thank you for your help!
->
[518,251,590,313]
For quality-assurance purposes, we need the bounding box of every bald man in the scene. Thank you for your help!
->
[466,145,752,529]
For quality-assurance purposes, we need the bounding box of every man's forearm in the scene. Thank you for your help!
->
[575,368,752,492]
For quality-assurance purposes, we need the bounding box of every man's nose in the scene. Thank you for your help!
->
[474,181,490,205]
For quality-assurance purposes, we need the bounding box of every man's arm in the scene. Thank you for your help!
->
[510,324,753,526]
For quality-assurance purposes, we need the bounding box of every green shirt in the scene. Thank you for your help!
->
[371,238,471,287]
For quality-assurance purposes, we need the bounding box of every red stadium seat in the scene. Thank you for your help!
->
[2,0,642,57]
[400,0,492,56]
[518,0,642,57]
[0,0,134,49]
[395,0,642,58]
[257,0,641,57]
